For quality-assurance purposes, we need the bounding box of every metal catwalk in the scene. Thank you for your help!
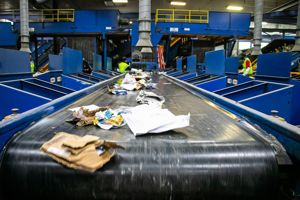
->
[0,75,279,200]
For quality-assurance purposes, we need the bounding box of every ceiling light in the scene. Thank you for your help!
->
[226,5,244,11]
[112,0,128,3]
[129,21,133,24]
[262,21,268,25]
[170,1,186,6]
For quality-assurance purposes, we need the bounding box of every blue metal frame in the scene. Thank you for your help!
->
[0,22,17,46]
[62,47,83,74]
[255,52,292,82]
[0,48,31,74]
[49,54,63,71]
[165,74,300,161]
[92,71,111,80]
[93,53,103,71]
[1,79,69,100]
[0,74,123,150]
[131,11,250,48]
[11,10,120,35]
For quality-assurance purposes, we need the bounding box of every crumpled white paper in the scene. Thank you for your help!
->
[121,104,190,136]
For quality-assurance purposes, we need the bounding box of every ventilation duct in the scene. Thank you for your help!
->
[292,0,300,51]
[252,0,263,55]
[20,0,31,52]
[136,0,153,53]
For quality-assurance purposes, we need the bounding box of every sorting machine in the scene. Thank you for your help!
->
[0,73,299,200]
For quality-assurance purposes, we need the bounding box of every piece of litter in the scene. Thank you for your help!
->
[112,89,127,95]
[41,132,122,172]
[68,105,107,127]
[145,83,157,89]
[69,105,100,113]
[95,109,126,130]
[136,90,165,107]
[121,104,190,136]
[120,74,137,91]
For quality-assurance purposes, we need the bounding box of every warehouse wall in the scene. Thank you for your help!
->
[67,37,95,64]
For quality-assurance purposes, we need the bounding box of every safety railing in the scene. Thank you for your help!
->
[39,9,75,22]
[155,9,209,23]
[0,9,75,23]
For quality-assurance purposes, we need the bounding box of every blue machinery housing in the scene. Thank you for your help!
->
[0,9,251,70]
[0,47,119,149]
[166,50,300,161]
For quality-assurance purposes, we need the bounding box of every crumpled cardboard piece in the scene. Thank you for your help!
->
[65,140,103,155]
[63,134,100,149]
[41,132,121,172]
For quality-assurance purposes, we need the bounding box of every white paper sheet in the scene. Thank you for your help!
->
[121,105,190,136]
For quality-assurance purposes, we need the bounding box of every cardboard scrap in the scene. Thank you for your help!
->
[41,132,122,172]
[63,134,100,149]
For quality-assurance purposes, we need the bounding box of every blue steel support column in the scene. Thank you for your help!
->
[191,39,194,55]
[94,37,97,56]
[103,34,107,71]
[34,37,38,70]
[165,35,171,66]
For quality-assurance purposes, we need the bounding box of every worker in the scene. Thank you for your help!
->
[82,58,92,74]
[242,55,253,76]
[118,58,130,73]
[30,56,35,73]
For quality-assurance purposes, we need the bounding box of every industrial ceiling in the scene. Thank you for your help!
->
[0,0,296,13]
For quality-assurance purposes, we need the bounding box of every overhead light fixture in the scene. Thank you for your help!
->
[170,1,186,6]
[112,0,128,3]
[226,5,244,11]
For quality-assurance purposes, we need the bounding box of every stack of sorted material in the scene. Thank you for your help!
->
[41,132,121,172]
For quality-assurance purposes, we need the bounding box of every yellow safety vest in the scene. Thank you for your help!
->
[30,61,35,73]
[118,62,129,73]
[242,57,253,75]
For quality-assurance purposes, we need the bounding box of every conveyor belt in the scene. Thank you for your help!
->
[0,75,278,200]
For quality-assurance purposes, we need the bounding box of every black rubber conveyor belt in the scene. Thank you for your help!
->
[0,75,278,200]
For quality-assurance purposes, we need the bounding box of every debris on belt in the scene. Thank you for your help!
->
[120,73,141,91]
[121,104,190,136]
[94,109,126,130]
[68,105,126,130]
[108,85,128,95]
[68,105,108,127]
[136,90,165,107]
[144,82,157,89]
[41,132,123,172]
[130,69,150,80]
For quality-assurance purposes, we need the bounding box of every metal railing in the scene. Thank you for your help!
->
[155,9,209,23]
[0,9,75,22]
